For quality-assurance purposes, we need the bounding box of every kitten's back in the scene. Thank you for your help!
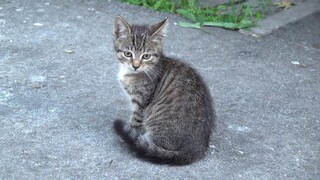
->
[143,58,215,164]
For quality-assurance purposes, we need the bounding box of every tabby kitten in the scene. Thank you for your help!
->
[113,16,215,165]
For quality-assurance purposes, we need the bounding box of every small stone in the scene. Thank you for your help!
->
[31,83,45,89]
[33,23,43,26]
[237,150,244,155]
[63,44,76,54]
[291,61,300,65]
[30,75,46,83]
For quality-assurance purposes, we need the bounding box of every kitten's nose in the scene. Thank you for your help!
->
[132,60,140,70]
[132,65,139,70]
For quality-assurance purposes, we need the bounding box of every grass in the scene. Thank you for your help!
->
[120,0,273,30]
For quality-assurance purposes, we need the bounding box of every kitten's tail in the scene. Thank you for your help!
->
[113,119,191,165]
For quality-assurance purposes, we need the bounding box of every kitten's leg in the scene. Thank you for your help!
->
[137,132,153,149]
[114,120,143,144]
[123,122,140,140]
[130,98,144,127]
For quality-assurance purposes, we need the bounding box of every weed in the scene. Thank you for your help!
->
[120,0,273,30]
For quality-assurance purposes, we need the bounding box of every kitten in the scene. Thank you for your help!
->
[113,16,215,165]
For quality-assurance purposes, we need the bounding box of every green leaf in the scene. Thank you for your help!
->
[180,0,188,7]
[196,15,205,26]
[170,2,176,13]
[217,5,227,11]
[256,11,262,21]
[143,2,150,7]
[238,19,253,28]
[154,0,163,10]
[128,0,144,5]
[189,0,196,7]
[178,21,202,29]
[203,21,239,29]
[176,9,197,22]
[203,19,253,30]
[243,4,253,17]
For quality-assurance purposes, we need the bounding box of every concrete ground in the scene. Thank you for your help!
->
[0,0,319,179]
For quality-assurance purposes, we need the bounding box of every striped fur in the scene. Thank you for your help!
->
[113,16,215,165]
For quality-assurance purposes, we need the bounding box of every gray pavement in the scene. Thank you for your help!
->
[0,0,319,179]
[240,0,320,37]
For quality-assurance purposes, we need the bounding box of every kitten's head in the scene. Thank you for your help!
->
[114,16,168,74]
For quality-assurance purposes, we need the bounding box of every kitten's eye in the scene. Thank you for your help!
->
[123,51,132,58]
[142,54,151,60]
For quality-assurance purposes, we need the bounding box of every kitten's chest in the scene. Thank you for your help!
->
[117,65,129,83]
[118,66,136,88]
[117,67,155,99]
[118,66,147,92]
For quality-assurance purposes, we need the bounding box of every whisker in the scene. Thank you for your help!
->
[143,65,164,82]
[150,67,163,79]
[150,69,159,80]
[143,69,154,81]
[149,68,159,80]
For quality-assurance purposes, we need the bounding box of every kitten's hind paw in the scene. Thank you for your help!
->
[113,119,139,145]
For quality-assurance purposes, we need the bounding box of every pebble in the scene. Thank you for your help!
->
[31,83,45,89]
[291,61,300,65]
[30,75,46,82]
[228,124,252,133]
[33,23,44,26]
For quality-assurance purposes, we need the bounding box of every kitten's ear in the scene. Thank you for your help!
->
[114,16,132,39]
[150,18,169,42]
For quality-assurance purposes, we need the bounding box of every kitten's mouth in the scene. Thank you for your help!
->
[128,68,142,74]
[131,69,139,73]
[123,64,143,74]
